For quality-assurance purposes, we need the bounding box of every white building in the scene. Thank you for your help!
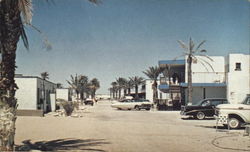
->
[56,88,70,101]
[157,53,249,106]
[226,54,250,104]
[15,74,57,116]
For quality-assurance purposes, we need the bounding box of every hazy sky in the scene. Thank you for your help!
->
[16,0,249,94]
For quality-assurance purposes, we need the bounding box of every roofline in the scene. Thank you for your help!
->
[15,75,57,85]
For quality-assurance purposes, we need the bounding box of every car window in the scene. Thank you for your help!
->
[211,100,223,106]
[243,97,250,105]
[201,100,210,106]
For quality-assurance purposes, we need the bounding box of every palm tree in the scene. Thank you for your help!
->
[111,82,118,99]
[89,78,100,98]
[177,38,213,105]
[143,66,161,103]
[0,1,98,150]
[116,77,126,99]
[78,75,89,100]
[67,74,81,101]
[40,72,49,113]
[129,76,144,99]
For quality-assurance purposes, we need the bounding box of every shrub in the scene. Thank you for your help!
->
[56,99,76,116]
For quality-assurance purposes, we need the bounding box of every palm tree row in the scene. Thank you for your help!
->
[67,74,100,101]
[109,76,144,100]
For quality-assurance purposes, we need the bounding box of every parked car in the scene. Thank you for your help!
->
[215,94,250,129]
[181,98,228,120]
[111,99,153,110]
[84,98,94,106]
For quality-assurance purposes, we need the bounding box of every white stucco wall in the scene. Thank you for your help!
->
[185,56,225,83]
[146,80,169,102]
[56,88,69,101]
[226,54,250,104]
[15,77,57,111]
[15,78,37,110]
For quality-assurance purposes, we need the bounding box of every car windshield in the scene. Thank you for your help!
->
[242,97,250,105]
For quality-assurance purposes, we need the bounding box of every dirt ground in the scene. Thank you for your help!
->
[15,100,250,152]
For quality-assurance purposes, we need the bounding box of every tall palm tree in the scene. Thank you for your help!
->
[177,38,213,105]
[78,75,88,100]
[143,66,161,103]
[0,1,98,150]
[89,78,100,98]
[111,82,118,99]
[116,77,126,99]
[40,72,49,113]
[129,76,144,99]
[67,74,81,101]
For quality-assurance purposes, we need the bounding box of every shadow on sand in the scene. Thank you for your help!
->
[181,117,215,120]
[16,138,110,151]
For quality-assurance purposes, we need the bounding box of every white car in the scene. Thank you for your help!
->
[111,99,153,110]
[216,94,250,129]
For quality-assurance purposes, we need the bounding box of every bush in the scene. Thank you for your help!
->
[56,99,76,116]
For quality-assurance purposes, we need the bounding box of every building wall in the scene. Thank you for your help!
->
[186,87,226,105]
[37,78,57,112]
[185,56,225,83]
[226,54,250,104]
[15,77,57,112]
[15,78,37,110]
[146,80,168,102]
[56,88,69,101]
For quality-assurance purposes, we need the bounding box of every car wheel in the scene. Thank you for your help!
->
[228,118,241,129]
[146,108,150,111]
[196,111,205,120]
[135,105,140,111]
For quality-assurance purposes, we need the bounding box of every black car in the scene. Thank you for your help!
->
[180,98,228,120]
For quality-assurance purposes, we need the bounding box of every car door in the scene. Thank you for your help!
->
[200,99,213,116]
[241,97,250,122]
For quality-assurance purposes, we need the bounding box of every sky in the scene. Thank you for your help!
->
[16,0,249,94]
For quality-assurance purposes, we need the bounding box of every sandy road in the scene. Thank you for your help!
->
[15,100,250,152]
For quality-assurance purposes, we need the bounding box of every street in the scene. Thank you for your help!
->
[16,100,250,152]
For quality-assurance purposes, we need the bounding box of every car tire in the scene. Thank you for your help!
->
[135,105,140,111]
[196,111,205,120]
[228,117,241,129]
[146,108,150,111]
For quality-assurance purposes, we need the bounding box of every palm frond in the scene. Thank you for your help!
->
[189,37,195,52]
[177,40,188,52]
[195,40,206,52]
[18,0,33,24]
[20,24,29,50]
[196,56,215,72]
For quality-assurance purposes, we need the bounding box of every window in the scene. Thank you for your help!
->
[211,100,223,106]
[235,62,241,71]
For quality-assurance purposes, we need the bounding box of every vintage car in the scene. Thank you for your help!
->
[84,98,94,106]
[215,94,250,129]
[181,98,228,120]
[111,99,153,110]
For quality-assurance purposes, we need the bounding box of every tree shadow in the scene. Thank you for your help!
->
[181,117,215,120]
[16,138,110,151]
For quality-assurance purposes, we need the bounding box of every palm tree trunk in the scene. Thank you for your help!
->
[118,89,121,99]
[135,85,138,99]
[128,88,131,96]
[0,1,22,150]
[187,55,192,105]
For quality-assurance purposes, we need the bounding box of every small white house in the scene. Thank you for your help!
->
[15,74,57,116]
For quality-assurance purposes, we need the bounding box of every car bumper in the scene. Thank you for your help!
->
[180,111,187,115]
